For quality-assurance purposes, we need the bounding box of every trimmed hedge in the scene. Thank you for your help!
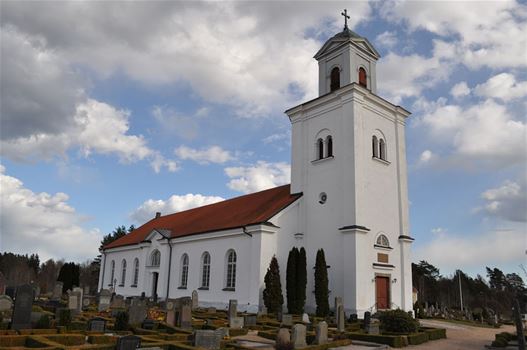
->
[88,335,118,345]
[347,332,406,348]
[0,335,26,347]
[44,334,86,346]
[407,332,429,345]
[18,328,58,335]
[229,328,249,337]
[422,327,446,340]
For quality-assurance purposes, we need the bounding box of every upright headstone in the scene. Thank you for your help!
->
[337,305,345,332]
[111,294,125,309]
[291,324,307,349]
[229,316,244,329]
[98,289,111,311]
[301,313,310,324]
[11,284,33,330]
[366,319,380,335]
[349,313,358,323]
[192,290,198,310]
[276,309,283,322]
[129,297,148,325]
[52,282,63,300]
[244,314,257,326]
[363,311,371,329]
[334,297,342,314]
[0,272,5,295]
[179,296,192,329]
[84,286,90,295]
[228,299,237,320]
[194,329,222,350]
[315,321,328,345]
[0,295,13,311]
[33,285,41,300]
[116,335,141,350]
[281,314,293,326]
[165,299,177,327]
[69,288,83,314]
[276,328,291,345]
[88,317,106,332]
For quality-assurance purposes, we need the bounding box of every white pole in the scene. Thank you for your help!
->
[458,270,464,312]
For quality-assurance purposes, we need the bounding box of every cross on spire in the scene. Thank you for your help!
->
[341,9,350,30]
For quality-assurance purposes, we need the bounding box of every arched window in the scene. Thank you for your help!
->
[330,67,340,92]
[180,254,189,288]
[376,234,390,247]
[379,138,386,160]
[201,252,211,289]
[225,250,237,289]
[326,136,333,157]
[110,260,115,286]
[317,138,324,160]
[372,136,378,158]
[150,250,161,267]
[133,258,139,286]
[359,67,367,88]
[120,259,127,286]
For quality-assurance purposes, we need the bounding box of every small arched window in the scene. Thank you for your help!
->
[110,260,115,286]
[326,136,333,157]
[317,138,324,160]
[379,138,386,160]
[133,258,139,286]
[180,254,189,288]
[150,250,161,267]
[376,234,390,247]
[120,259,127,286]
[359,67,367,88]
[330,67,340,92]
[225,250,237,289]
[201,252,211,289]
[372,136,379,158]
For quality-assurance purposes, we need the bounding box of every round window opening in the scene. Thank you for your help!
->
[319,192,327,204]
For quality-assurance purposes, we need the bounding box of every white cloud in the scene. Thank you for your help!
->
[130,194,225,224]
[375,31,397,48]
[225,161,290,194]
[418,150,435,164]
[262,131,291,145]
[477,180,527,222]
[475,73,527,102]
[450,82,470,99]
[175,145,234,165]
[0,166,101,262]
[414,228,526,274]
[431,227,446,235]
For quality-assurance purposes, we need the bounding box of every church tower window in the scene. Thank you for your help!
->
[317,138,324,160]
[180,253,189,288]
[330,67,340,92]
[379,138,386,160]
[150,250,161,267]
[132,258,139,286]
[120,259,127,286]
[201,252,211,289]
[359,67,367,88]
[225,250,237,290]
[326,136,333,157]
[372,136,378,158]
[376,234,390,247]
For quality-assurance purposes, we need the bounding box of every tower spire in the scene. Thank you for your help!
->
[341,9,350,30]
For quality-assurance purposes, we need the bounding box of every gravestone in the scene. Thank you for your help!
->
[142,319,156,330]
[0,295,13,311]
[281,314,293,326]
[194,329,222,350]
[363,311,371,329]
[334,297,342,313]
[83,297,91,307]
[291,324,307,349]
[129,298,147,325]
[192,290,198,310]
[98,289,111,311]
[178,296,192,329]
[302,313,310,324]
[216,327,229,339]
[88,317,106,332]
[229,316,244,329]
[366,319,380,335]
[228,299,237,320]
[33,285,41,299]
[348,313,358,323]
[11,284,33,330]
[84,286,90,295]
[337,305,345,332]
[116,335,141,350]
[165,299,177,327]
[111,294,125,309]
[244,314,257,326]
[276,309,283,322]
[52,282,63,300]
[68,289,82,314]
[276,328,291,345]
[315,321,328,345]
[0,272,5,295]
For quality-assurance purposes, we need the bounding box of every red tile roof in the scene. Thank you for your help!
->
[104,185,301,250]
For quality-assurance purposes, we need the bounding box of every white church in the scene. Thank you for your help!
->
[98,21,414,317]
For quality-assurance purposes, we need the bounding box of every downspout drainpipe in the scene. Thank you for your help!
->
[166,237,173,300]
[100,251,106,292]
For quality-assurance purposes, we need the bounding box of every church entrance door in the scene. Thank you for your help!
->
[152,272,159,297]
[376,276,390,310]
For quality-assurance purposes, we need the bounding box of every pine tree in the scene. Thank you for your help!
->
[263,256,284,313]
[314,249,330,317]
[296,247,307,313]
[286,247,299,313]
[57,262,80,293]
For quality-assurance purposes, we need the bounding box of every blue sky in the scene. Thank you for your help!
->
[1,1,526,279]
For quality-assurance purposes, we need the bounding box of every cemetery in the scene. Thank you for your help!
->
[0,284,449,349]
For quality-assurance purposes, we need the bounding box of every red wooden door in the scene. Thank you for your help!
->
[376,276,390,309]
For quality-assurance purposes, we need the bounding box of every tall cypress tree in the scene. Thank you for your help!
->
[263,256,284,313]
[296,247,307,313]
[314,249,330,317]
[286,247,299,313]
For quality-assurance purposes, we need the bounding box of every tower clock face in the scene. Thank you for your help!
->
[319,192,327,204]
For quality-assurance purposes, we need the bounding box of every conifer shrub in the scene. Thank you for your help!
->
[378,309,419,333]
[286,247,299,313]
[263,256,284,313]
[314,249,330,317]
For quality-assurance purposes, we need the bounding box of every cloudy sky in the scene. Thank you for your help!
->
[1,1,525,278]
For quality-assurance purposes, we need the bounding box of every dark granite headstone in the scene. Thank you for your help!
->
[88,317,106,332]
[11,284,33,330]
[142,319,155,330]
[116,335,141,350]
[364,311,371,328]
[348,313,358,323]
[194,329,222,350]
[244,314,257,326]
